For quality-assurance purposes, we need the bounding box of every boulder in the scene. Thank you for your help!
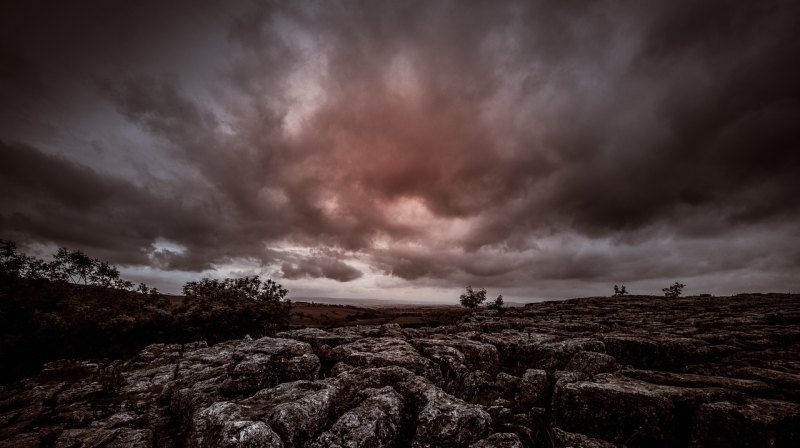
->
[412,386,492,447]
[517,369,550,408]
[311,386,404,448]
[255,382,337,447]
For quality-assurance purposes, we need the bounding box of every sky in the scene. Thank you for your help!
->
[1,0,799,302]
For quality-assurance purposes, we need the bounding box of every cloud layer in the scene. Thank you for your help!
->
[1,0,799,300]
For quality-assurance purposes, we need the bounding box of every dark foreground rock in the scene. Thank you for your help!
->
[1,293,799,447]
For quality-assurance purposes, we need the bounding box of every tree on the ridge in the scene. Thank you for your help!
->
[460,286,488,309]
[486,294,505,311]
[50,248,93,285]
[663,282,685,298]
[0,240,27,278]
[2,240,133,289]
[613,285,628,297]
[90,261,121,288]
[182,276,289,304]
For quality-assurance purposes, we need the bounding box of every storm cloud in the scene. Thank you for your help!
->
[1,0,798,300]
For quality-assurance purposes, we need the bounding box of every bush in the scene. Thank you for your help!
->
[177,276,292,340]
[613,285,628,297]
[486,294,505,312]
[0,240,293,383]
[183,276,288,303]
[663,282,685,298]
[459,286,487,309]
[460,286,504,311]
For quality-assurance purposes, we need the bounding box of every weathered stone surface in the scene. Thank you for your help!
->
[690,398,800,447]
[551,427,616,448]
[54,427,152,448]
[1,294,798,447]
[554,373,741,447]
[469,432,524,448]
[216,421,284,448]
[566,351,618,376]
[191,400,284,448]
[250,381,336,447]
[517,368,550,408]
[311,386,403,448]
[621,368,772,395]
[329,337,440,382]
[411,336,501,392]
[276,328,361,350]
[412,385,492,447]
[602,334,705,371]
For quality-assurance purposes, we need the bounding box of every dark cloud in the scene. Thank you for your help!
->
[1,0,798,297]
[0,140,220,265]
[281,258,363,283]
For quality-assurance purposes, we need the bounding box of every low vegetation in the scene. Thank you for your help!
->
[0,240,291,383]
[460,286,504,311]
[486,294,505,312]
[459,286,487,308]
[663,281,686,298]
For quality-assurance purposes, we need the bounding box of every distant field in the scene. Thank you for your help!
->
[290,301,467,328]
[161,295,468,328]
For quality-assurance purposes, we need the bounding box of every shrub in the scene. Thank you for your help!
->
[613,285,628,297]
[663,282,685,298]
[486,294,505,312]
[183,276,288,303]
[459,286,487,309]
[180,276,292,338]
[460,286,503,310]
[0,240,293,383]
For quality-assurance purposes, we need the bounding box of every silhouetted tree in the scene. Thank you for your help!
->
[183,276,289,304]
[49,248,92,284]
[486,294,505,312]
[0,240,26,278]
[460,286,488,309]
[90,261,120,287]
[136,283,150,294]
[663,282,685,298]
[113,279,134,291]
[23,257,47,280]
[613,285,628,297]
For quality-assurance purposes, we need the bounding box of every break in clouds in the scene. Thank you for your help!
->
[1,0,799,301]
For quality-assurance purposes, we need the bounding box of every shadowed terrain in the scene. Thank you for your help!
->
[290,302,467,328]
[1,294,798,447]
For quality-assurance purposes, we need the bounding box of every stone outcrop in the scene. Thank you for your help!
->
[1,293,799,447]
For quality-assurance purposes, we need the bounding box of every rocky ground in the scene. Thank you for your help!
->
[1,294,799,447]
